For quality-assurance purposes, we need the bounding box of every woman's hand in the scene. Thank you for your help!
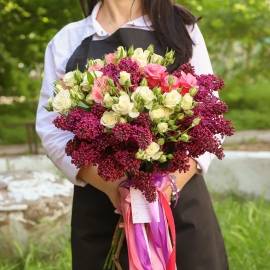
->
[77,166,126,209]
[103,177,126,209]
[163,158,198,202]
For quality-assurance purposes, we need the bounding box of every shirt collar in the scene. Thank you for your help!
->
[88,1,153,38]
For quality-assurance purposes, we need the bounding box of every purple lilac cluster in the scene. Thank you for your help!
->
[118,58,142,88]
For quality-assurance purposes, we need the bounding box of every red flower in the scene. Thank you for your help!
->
[160,75,180,92]
[144,64,167,88]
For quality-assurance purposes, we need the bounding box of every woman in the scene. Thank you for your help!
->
[36,0,229,269]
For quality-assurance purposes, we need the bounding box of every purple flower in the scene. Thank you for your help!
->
[118,58,142,88]
[101,63,119,82]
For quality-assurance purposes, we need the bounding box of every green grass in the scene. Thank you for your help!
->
[0,195,269,270]
[214,195,270,270]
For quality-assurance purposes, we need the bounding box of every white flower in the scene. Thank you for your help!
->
[116,46,128,59]
[145,142,163,161]
[149,107,171,121]
[89,70,103,78]
[119,71,131,86]
[181,93,193,111]
[81,71,103,92]
[103,93,114,107]
[157,122,168,133]
[136,142,163,161]
[52,90,72,113]
[70,85,84,100]
[132,86,156,109]
[150,53,164,64]
[55,83,65,93]
[94,59,104,66]
[63,71,76,87]
[119,117,127,124]
[80,74,90,92]
[163,90,182,109]
[112,93,139,118]
[100,111,119,128]
[132,48,150,67]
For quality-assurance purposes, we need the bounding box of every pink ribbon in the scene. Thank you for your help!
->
[118,174,177,270]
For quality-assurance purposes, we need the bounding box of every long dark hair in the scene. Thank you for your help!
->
[79,0,197,64]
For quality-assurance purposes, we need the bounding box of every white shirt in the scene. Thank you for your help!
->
[36,2,220,186]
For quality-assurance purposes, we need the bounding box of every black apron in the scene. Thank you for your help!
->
[66,28,229,270]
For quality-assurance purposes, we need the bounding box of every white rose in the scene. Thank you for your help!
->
[100,111,119,128]
[181,93,193,111]
[149,107,171,121]
[135,149,146,160]
[157,122,168,133]
[132,48,150,67]
[112,93,139,118]
[132,86,156,109]
[63,71,76,87]
[163,90,182,109]
[145,142,163,160]
[129,111,140,118]
[103,93,114,107]
[112,94,132,115]
[119,71,131,86]
[52,90,72,113]
[133,86,155,103]
[150,53,164,64]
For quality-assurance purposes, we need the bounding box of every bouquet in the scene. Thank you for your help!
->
[46,45,234,270]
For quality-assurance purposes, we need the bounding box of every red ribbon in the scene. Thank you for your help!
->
[159,191,177,270]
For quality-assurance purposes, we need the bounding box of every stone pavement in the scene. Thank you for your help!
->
[225,130,270,144]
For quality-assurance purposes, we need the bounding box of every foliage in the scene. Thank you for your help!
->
[0,0,82,97]
[181,0,270,80]
[0,196,269,269]
[0,102,36,144]
[221,80,270,130]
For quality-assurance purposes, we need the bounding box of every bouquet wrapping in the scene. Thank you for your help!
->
[46,45,234,269]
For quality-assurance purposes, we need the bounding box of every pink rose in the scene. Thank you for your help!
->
[160,75,180,93]
[105,53,117,65]
[179,71,198,94]
[91,76,109,103]
[144,64,167,88]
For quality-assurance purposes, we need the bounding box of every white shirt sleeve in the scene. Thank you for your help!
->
[189,24,225,174]
[36,41,86,186]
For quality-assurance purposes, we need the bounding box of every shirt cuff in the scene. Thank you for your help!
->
[50,154,87,187]
[194,152,215,175]
[64,161,87,187]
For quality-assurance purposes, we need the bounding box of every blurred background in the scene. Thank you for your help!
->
[0,0,269,269]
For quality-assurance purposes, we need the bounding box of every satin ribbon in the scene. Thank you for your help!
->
[159,191,176,270]
[119,175,177,270]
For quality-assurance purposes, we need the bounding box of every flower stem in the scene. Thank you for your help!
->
[103,217,125,270]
